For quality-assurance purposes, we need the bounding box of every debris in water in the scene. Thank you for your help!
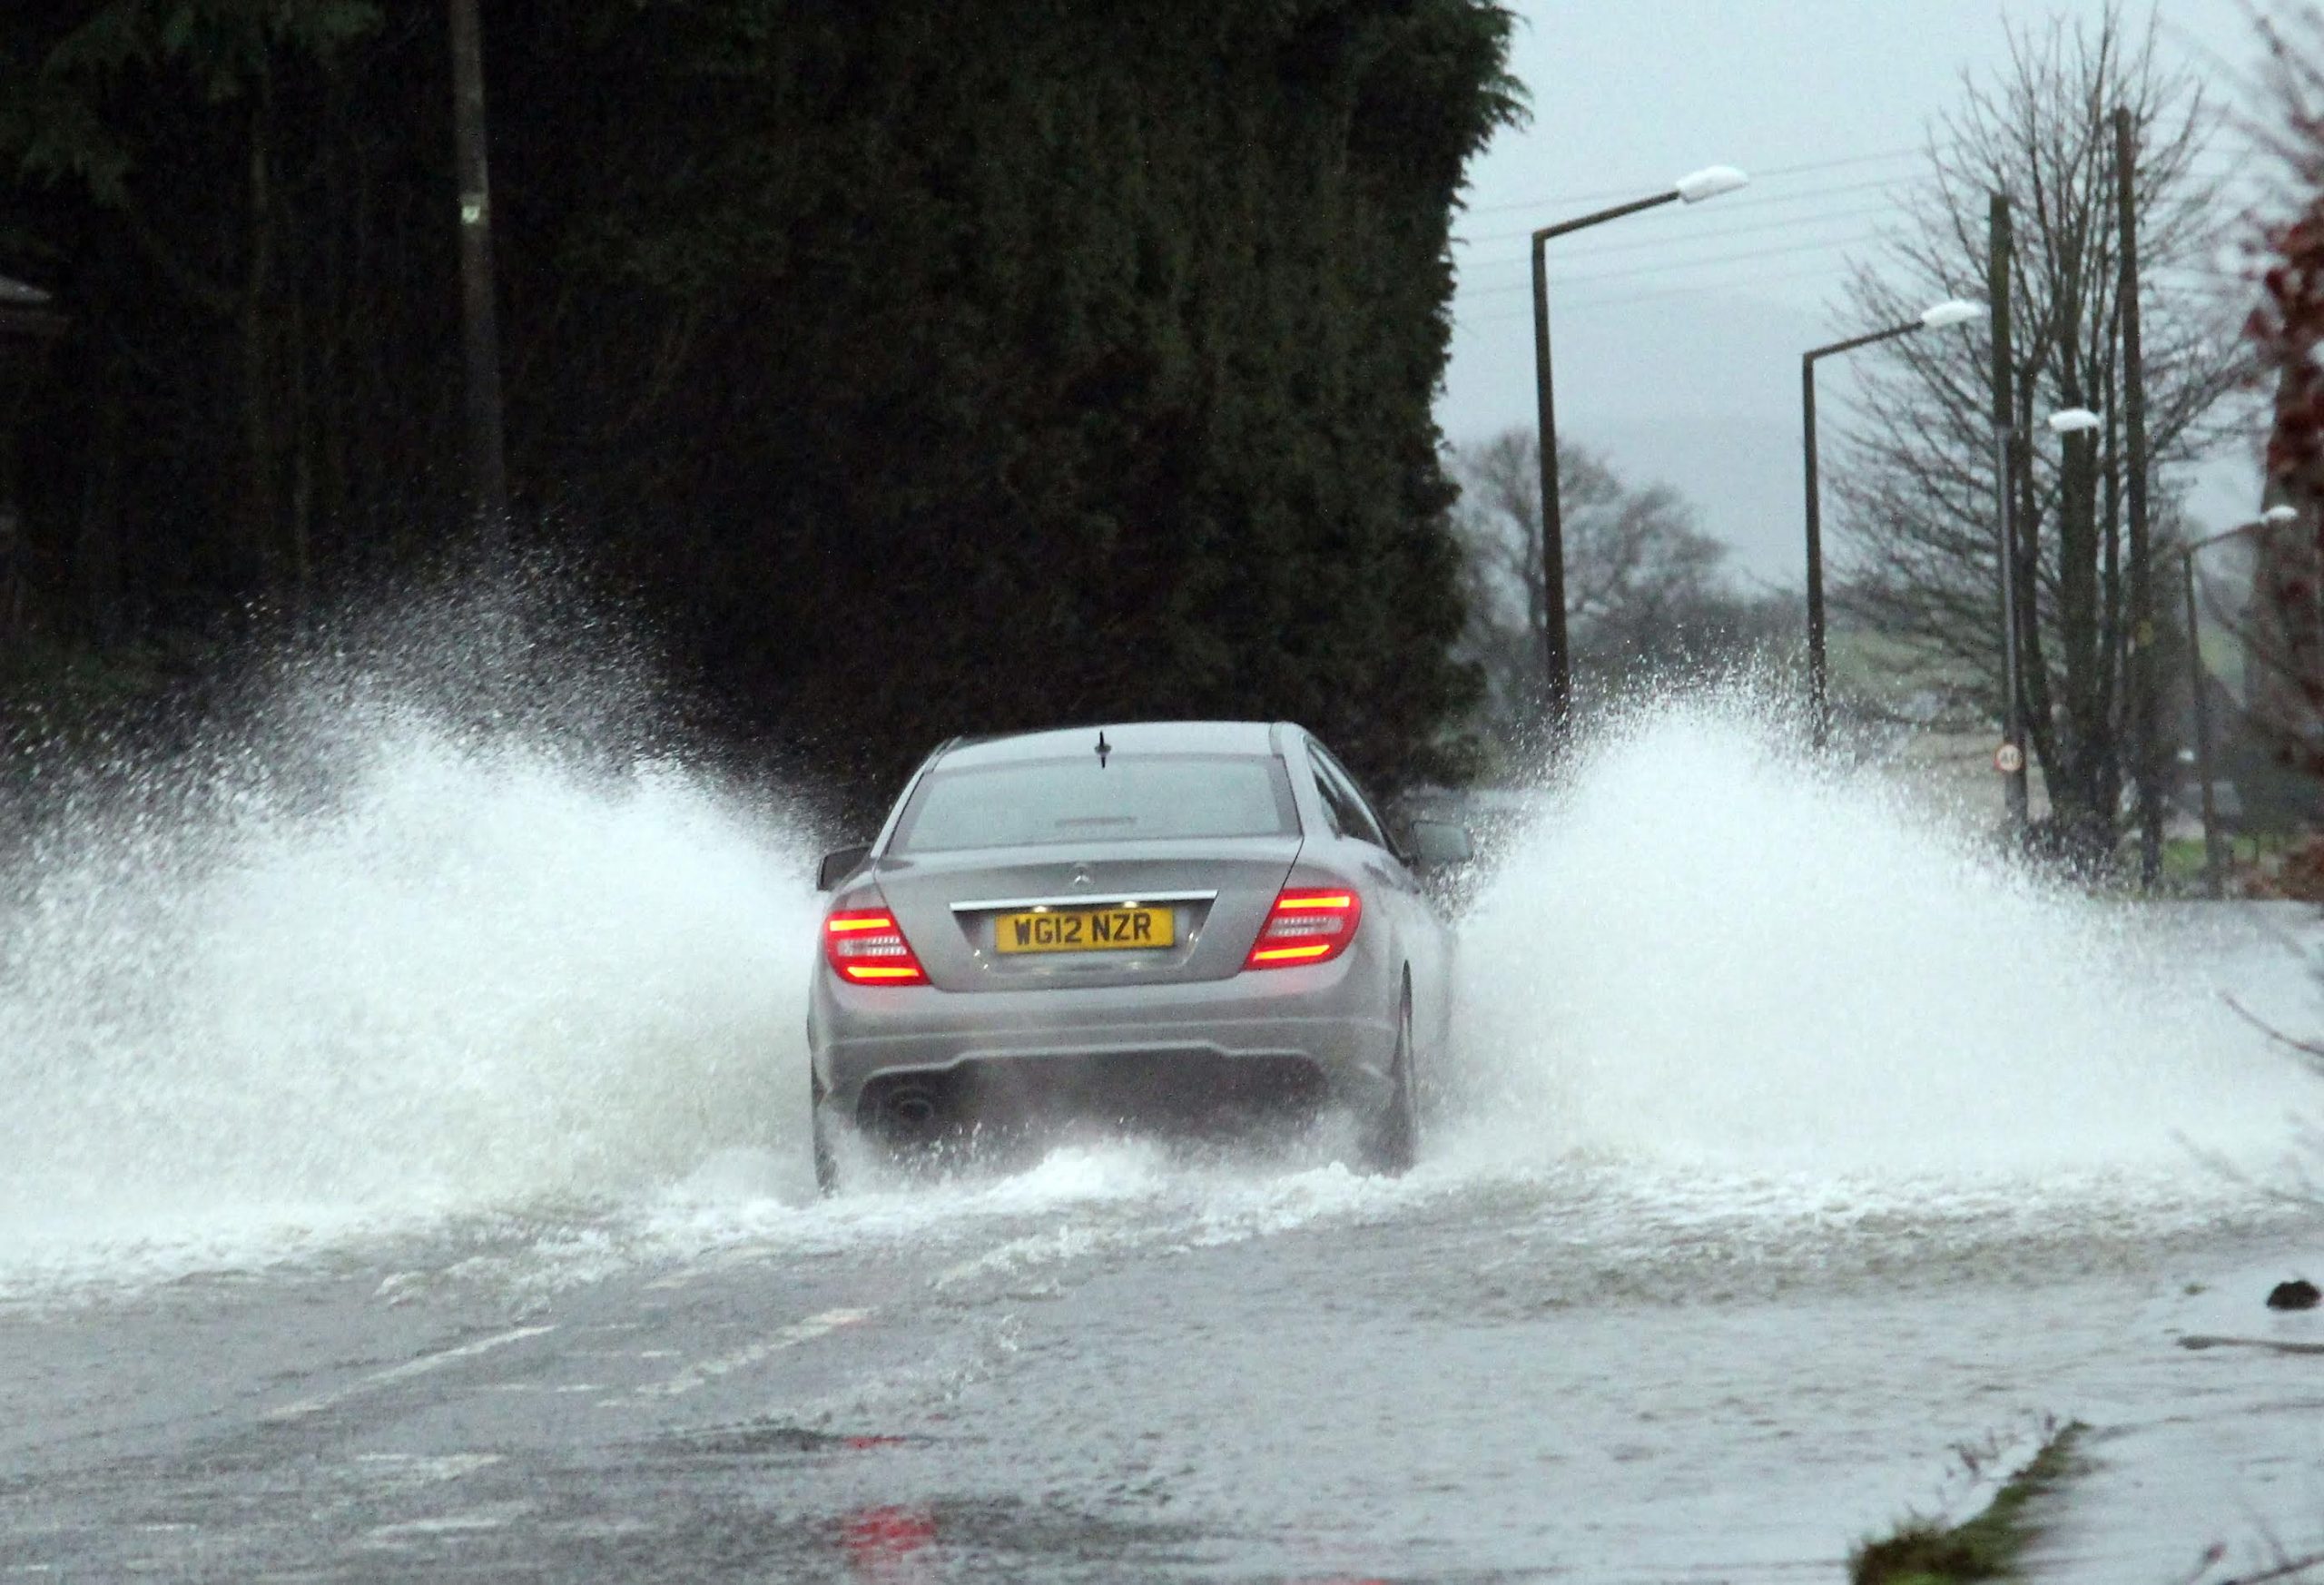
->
[2266,1277,2321,1311]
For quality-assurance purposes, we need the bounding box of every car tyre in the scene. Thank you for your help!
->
[1359,990,1418,1176]
[811,1080,842,1197]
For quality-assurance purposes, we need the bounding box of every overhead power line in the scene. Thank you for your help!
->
[1452,249,2268,329]
[1457,229,1886,297]
[1566,263,1860,313]
[1462,143,1944,217]
[1463,136,2258,229]
[1452,181,2270,284]
[1462,214,2244,285]
[1456,207,1894,275]
[1458,201,1894,256]
[1462,149,2250,251]
[1452,259,1861,329]
[1458,174,1919,243]
[1615,173,1925,218]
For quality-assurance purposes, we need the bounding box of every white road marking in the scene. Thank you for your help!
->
[353,1453,503,1486]
[635,1308,872,1397]
[263,1326,556,1423]
[362,1502,534,1546]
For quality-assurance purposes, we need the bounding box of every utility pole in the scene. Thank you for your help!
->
[1989,192,2030,831]
[2116,105,2159,885]
[450,0,509,558]
[1530,236,1571,740]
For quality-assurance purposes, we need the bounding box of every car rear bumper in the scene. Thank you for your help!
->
[809,956,1398,1127]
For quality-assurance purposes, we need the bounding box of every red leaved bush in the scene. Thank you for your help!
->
[2241,11,2324,763]
[2251,12,2324,497]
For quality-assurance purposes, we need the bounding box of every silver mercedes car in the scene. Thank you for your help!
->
[807,721,1472,1191]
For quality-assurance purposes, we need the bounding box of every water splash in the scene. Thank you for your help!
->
[1443,695,2317,1191]
[1,642,2313,1297]
[0,576,824,1289]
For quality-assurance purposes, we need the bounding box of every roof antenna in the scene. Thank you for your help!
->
[1096,730,1111,768]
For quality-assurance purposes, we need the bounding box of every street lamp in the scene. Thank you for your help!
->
[1800,298,1985,744]
[1532,163,1748,738]
[2181,502,2301,896]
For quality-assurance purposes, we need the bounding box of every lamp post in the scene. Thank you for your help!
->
[2181,503,2301,896]
[1801,298,1985,745]
[1531,163,1748,740]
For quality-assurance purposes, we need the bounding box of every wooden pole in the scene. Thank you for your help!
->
[1990,192,2030,831]
[450,0,508,558]
[2117,105,2159,884]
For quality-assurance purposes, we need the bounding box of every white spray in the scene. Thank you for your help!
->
[1445,700,2316,1192]
[0,584,825,1286]
[1,639,2313,1295]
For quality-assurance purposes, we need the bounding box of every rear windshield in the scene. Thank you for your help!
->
[890,754,1300,853]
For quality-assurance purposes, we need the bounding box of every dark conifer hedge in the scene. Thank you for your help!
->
[3,1,1520,804]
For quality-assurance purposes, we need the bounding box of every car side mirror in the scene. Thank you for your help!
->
[1405,819,1475,870]
[817,844,872,891]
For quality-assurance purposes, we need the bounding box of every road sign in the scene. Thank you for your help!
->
[1994,741,2024,775]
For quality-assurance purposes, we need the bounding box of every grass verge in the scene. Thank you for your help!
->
[1850,1422,2087,1585]
[2160,833,2282,885]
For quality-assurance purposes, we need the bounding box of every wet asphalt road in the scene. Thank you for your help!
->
[5,1158,2319,1584]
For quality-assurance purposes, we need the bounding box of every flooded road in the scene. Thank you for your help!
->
[3,1147,2318,1581]
[4,700,2322,1580]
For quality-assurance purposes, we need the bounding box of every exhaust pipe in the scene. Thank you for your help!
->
[881,1084,942,1131]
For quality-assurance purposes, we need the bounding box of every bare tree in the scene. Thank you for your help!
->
[1832,4,2247,855]
[1449,428,1787,748]
[1450,429,1550,736]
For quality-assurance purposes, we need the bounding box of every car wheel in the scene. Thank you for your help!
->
[811,1079,842,1196]
[1359,990,1418,1176]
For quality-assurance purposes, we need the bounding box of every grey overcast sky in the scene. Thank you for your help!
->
[1436,0,2275,589]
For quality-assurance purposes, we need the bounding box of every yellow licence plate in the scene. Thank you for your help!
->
[993,906,1175,955]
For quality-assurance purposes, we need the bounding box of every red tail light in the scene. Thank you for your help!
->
[1244,886,1363,970]
[823,908,928,986]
